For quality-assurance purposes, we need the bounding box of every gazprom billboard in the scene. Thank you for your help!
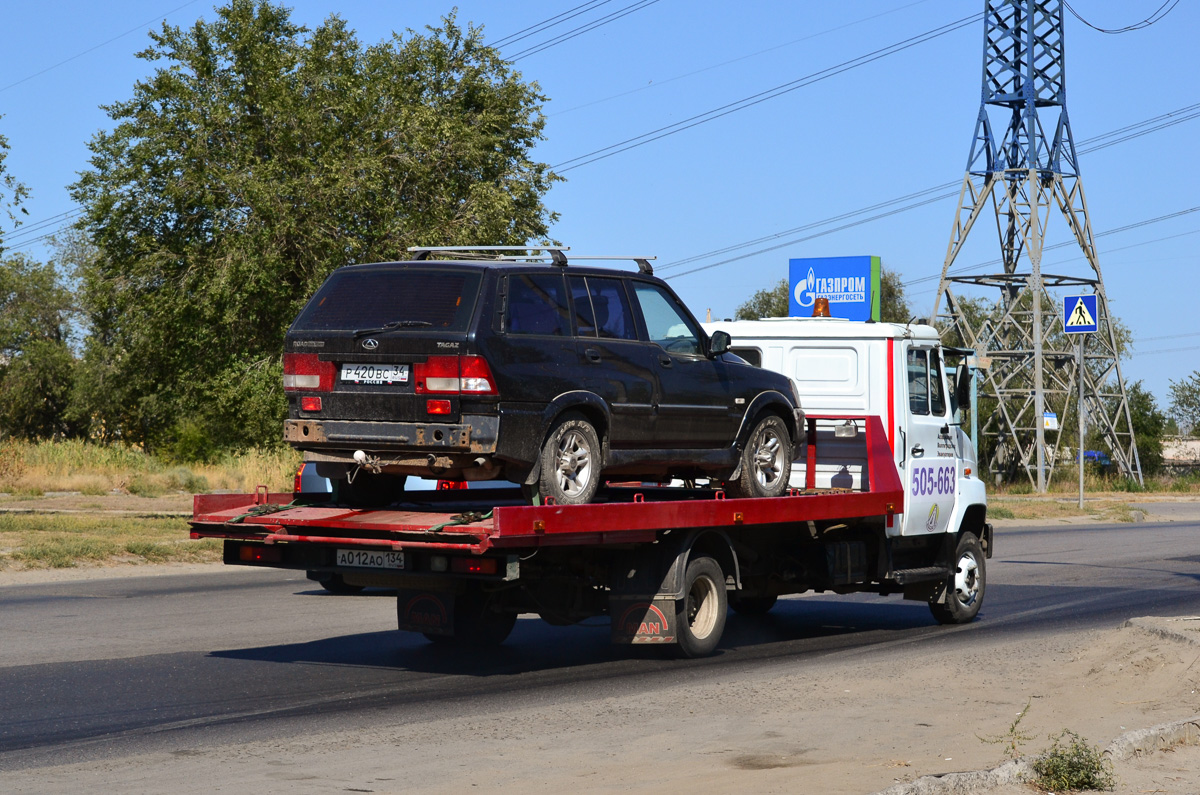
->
[789,255,881,321]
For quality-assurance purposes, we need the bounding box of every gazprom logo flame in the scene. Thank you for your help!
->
[794,267,817,308]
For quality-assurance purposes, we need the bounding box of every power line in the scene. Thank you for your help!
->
[1064,0,1182,34]
[508,0,664,62]
[0,0,204,95]
[551,12,982,172]
[660,100,1200,278]
[548,0,935,118]
[491,1,614,49]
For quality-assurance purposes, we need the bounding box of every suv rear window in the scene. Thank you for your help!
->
[293,268,482,331]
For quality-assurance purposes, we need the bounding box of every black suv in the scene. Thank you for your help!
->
[283,248,804,505]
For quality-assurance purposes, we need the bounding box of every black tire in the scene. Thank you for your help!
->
[675,556,728,658]
[317,573,366,595]
[729,593,778,615]
[538,413,602,505]
[422,587,516,648]
[725,414,793,499]
[929,532,986,625]
[338,472,406,508]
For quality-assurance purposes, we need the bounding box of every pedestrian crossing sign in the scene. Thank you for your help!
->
[1063,294,1098,334]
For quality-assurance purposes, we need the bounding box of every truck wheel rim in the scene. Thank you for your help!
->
[687,574,719,639]
[752,428,784,488]
[555,430,593,496]
[953,552,980,606]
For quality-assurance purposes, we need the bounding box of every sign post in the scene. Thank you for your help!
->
[1063,295,1098,509]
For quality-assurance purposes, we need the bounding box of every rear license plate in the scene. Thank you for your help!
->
[336,549,405,569]
[340,363,409,385]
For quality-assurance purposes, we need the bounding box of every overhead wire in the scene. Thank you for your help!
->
[659,100,1200,278]
[552,12,983,172]
[507,0,664,62]
[0,0,204,95]
[1064,0,1181,33]
[490,0,614,49]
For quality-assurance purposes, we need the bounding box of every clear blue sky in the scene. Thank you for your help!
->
[1,1,1197,407]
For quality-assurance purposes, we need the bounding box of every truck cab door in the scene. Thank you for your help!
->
[900,345,957,535]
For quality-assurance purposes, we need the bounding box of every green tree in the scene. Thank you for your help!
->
[1169,371,1200,435]
[734,268,911,321]
[0,252,81,439]
[1125,380,1166,475]
[0,119,30,254]
[71,1,559,452]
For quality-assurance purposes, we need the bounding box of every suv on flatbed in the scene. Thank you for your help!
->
[283,247,804,506]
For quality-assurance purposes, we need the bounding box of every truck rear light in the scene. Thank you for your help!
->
[238,545,283,563]
[426,399,451,415]
[451,557,499,575]
[283,353,335,392]
[293,465,304,493]
[414,355,498,395]
[301,396,322,412]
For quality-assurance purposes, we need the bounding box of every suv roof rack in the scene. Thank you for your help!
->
[407,246,656,275]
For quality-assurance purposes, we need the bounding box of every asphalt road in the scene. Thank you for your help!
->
[4,518,1200,777]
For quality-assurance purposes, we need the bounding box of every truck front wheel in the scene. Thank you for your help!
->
[675,556,728,657]
[929,532,986,625]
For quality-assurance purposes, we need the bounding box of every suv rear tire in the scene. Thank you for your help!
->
[338,472,406,507]
[538,413,601,505]
[725,414,793,499]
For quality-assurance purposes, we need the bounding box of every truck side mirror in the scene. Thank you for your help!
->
[954,363,972,411]
[708,330,731,358]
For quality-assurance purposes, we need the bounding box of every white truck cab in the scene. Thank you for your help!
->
[704,316,987,540]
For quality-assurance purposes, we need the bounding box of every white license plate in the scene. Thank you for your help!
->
[340,363,409,384]
[336,548,405,569]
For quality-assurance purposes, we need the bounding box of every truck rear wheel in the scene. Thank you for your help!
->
[420,587,516,648]
[929,532,986,625]
[675,556,728,657]
[725,414,793,499]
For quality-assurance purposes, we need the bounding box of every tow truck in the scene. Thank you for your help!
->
[190,316,991,657]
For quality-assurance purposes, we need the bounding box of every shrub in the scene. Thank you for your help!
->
[1031,730,1115,792]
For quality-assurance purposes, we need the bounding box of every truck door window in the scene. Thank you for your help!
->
[507,274,570,336]
[632,283,702,356]
[929,349,947,417]
[907,349,930,415]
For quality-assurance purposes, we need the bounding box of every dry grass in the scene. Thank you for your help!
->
[0,513,221,570]
[0,439,301,497]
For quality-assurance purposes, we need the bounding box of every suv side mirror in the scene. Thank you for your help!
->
[708,330,731,358]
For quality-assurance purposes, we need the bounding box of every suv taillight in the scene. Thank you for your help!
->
[414,355,498,395]
[283,353,335,391]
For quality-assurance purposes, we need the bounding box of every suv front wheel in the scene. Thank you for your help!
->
[538,413,601,505]
[725,414,793,499]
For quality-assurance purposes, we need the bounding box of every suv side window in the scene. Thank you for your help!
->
[507,273,570,336]
[632,282,703,356]
[570,276,637,340]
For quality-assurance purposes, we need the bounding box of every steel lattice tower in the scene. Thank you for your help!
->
[929,0,1142,490]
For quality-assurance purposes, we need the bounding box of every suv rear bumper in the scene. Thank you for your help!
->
[284,416,499,453]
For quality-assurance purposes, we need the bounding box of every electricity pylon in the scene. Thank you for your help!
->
[929,0,1142,490]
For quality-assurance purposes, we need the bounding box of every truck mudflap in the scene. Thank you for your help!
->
[611,600,677,644]
[397,590,455,636]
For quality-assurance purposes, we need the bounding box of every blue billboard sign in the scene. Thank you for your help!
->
[789,256,881,321]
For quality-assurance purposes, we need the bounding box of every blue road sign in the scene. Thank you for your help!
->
[1063,294,1098,334]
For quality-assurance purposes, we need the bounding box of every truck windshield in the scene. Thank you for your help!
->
[292,268,482,332]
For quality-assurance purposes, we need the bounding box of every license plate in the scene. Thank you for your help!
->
[340,363,409,385]
[336,549,405,569]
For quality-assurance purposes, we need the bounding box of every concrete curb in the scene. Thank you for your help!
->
[872,713,1200,794]
[1123,615,1200,646]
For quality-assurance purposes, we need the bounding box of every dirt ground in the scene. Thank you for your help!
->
[6,496,1200,793]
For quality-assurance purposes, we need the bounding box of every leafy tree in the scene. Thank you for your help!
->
[734,268,911,322]
[71,1,559,452]
[0,253,81,439]
[1169,371,1200,435]
[1124,380,1166,475]
[0,119,30,254]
